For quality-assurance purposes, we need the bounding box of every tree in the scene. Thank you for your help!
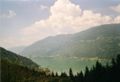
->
[69,68,73,77]
[69,68,74,81]
[55,72,58,77]
[61,72,67,77]
[51,72,55,77]
[85,66,89,77]
[76,71,84,82]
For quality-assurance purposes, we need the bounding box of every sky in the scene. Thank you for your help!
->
[0,0,120,48]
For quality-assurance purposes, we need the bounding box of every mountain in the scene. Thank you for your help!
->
[0,47,39,69]
[1,59,40,82]
[21,24,120,58]
[21,24,120,73]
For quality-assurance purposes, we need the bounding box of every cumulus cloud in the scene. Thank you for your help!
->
[0,10,16,19]
[19,0,120,45]
[111,4,120,13]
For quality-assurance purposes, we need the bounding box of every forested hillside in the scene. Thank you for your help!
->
[0,47,38,69]
[1,48,120,82]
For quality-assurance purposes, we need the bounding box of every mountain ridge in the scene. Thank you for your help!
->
[0,47,39,69]
[21,24,120,58]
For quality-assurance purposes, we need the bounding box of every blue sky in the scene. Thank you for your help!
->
[0,0,120,48]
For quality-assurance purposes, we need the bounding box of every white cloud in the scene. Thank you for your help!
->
[22,0,115,40]
[111,4,120,13]
[7,0,120,47]
[0,10,16,19]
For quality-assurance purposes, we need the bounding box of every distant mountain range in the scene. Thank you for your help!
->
[0,47,39,69]
[21,24,120,58]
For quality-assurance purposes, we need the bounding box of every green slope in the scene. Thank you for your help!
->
[0,47,39,69]
[21,24,120,58]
